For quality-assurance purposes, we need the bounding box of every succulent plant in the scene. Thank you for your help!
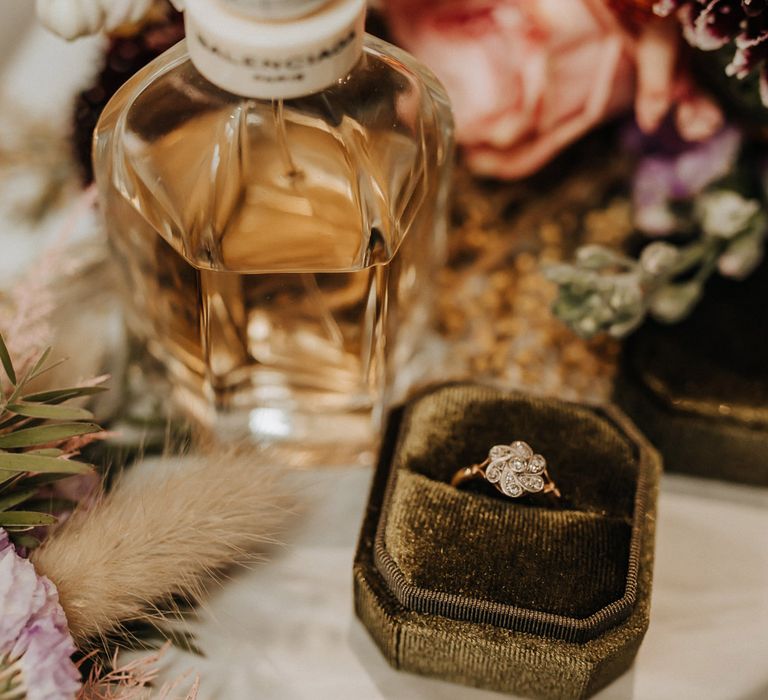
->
[547,188,767,338]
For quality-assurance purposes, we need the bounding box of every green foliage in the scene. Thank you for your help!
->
[547,188,767,338]
[0,331,106,540]
[0,652,24,700]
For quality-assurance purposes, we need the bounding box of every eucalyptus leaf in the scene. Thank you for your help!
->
[27,355,69,385]
[21,497,76,514]
[7,403,94,421]
[26,448,64,457]
[0,452,93,474]
[0,489,36,512]
[0,332,16,386]
[23,386,108,403]
[0,422,100,449]
[26,346,52,381]
[0,413,31,431]
[0,472,18,490]
[0,511,56,527]
[8,471,82,491]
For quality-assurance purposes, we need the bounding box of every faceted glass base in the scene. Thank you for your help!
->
[94,37,453,466]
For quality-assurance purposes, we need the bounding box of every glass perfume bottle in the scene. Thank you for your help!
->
[93,0,454,466]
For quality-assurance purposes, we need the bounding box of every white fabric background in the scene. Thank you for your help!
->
[1,16,767,700]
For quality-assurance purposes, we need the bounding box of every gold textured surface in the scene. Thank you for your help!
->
[437,141,633,403]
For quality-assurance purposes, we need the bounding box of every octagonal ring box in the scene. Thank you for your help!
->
[354,384,661,700]
[614,260,768,486]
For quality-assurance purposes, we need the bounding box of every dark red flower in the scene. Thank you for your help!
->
[656,0,768,104]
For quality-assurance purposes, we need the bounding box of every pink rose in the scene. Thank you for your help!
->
[383,0,637,178]
[383,0,726,179]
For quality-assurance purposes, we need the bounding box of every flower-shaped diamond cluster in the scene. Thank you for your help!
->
[485,441,546,498]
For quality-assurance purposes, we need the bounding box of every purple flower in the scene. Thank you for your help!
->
[0,530,80,700]
[631,125,742,234]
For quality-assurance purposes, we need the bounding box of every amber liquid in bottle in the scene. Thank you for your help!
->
[94,39,453,466]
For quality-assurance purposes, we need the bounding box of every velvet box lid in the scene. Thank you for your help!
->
[615,260,768,486]
[354,384,661,700]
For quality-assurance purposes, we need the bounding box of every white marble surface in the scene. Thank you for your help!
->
[2,18,768,700]
[151,468,768,700]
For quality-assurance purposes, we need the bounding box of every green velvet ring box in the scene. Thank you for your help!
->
[354,384,660,700]
[614,261,768,486]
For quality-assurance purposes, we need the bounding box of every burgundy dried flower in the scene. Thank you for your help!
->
[73,2,184,182]
[656,0,768,104]
[606,0,658,33]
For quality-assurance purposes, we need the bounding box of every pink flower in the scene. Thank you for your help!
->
[383,0,637,178]
[0,530,81,700]
[382,0,725,179]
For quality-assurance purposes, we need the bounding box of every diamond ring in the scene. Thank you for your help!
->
[450,441,561,499]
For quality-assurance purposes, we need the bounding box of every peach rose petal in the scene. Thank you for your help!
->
[635,19,679,134]
[675,88,724,143]
[383,0,638,179]
[480,53,547,147]
[466,101,613,178]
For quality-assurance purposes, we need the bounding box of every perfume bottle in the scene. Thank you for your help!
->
[93,0,454,466]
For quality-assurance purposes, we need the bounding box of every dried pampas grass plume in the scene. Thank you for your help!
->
[32,445,290,645]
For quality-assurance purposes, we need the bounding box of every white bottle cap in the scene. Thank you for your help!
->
[184,0,366,99]
[221,0,330,19]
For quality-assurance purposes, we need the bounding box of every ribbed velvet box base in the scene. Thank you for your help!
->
[354,384,660,700]
[614,260,768,486]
